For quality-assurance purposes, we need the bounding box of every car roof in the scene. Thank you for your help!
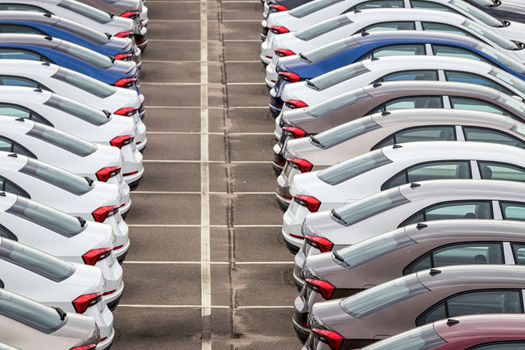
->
[0,11,58,24]
[355,30,479,46]
[0,33,60,48]
[0,191,19,212]
[0,59,58,76]
[417,265,525,290]
[405,219,525,243]
[346,8,467,25]
[0,151,30,172]
[0,86,52,103]
[361,55,493,73]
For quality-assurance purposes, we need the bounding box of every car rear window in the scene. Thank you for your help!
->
[0,289,66,334]
[340,275,429,318]
[333,189,410,226]
[462,19,517,50]
[56,41,113,69]
[289,0,345,18]
[310,116,381,148]
[44,94,109,126]
[307,88,369,118]
[27,123,98,157]
[450,0,503,27]
[302,37,357,63]
[0,238,75,282]
[19,159,93,196]
[55,18,109,45]
[58,0,112,23]
[7,197,85,238]
[489,68,525,96]
[295,15,352,41]
[475,43,525,74]
[52,67,116,98]
[307,61,370,91]
[497,95,525,116]
[363,325,446,350]
[318,150,392,185]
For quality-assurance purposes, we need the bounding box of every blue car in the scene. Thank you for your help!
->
[270,31,525,115]
[0,11,141,65]
[0,34,140,92]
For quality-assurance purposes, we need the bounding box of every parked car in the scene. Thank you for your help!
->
[293,219,525,340]
[277,110,525,202]
[0,11,141,65]
[262,8,524,66]
[0,152,130,261]
[468,0,525,22]
[0,238,114,349]
[0,288,99,349]
[304,265,525,349]
[361,314,525,350]
[262,0,313,21]
[0,0,148,50]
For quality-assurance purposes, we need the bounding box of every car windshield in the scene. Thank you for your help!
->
[462,19,517,50]
[295,15,352,41]
[489,68,525,96]
[19,159,93,196]
[318,150,392,185]
[55,19,109,45]
[302,37,357,63]
[289,0,345,18]
[362,325,446,350]
[0,289,66,334]
[475,43,525,74]
[308,61,370,91]
[52,67,116,98]
[56,41,113,69]
[333,189,410,226]
[7,197,85,238]
[0,238,75,282]
[337,230,416,267]
[450,0,503,27]
[27,123,98,157]
[311,116,381,148]
[44,94,109,126]
[58,0,112,23]
[307,88,369,118]
[497,94,525,116]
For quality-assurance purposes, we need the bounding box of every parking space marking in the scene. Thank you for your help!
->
[143,60,262,64]
[149,39,262,42]
[142,82,266,85]
[128,224,282,228]
[146,131,274,135]
[133,191,275,194]
[124,261,293,265]
[118,304,293,309]
[143,160,272,164]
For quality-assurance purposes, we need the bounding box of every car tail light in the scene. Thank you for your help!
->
[114,53,132,61]
[123,171,138,177]
[294,195,321,212]
[275,48,295,57]
[270,4,288,12]
[103,290,116,296]
[92,206,119,223]
[289,233,305,240]
[306,278,336,299]
[96,166,121,182]
[279,71,301,82]
[288,158,313,173]
[82,248,112,266]
[114,78,137,88]
[99,337,107,343]
[72,293,103,314]
[270,26,289,34]
[115,31,134,38]
[305,235,334,253]
[70,345,97,350]
[114,107,138,116]
[283,126,307,139]
[120,11,139,19]
[110,135,134,149]
[284,99,308,109]
[113,245,124,251]
[312,328,344,350]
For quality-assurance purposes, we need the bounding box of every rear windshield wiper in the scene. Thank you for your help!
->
[76,216,87,228]
[331,209,347,226]
[309,135,324,149]
[299,53,311,63]
[333,250,349,267]
[54,307,67,321]
[305,79,319,90]
[84,176,94,187]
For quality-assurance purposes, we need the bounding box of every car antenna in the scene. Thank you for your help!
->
[447,319,460,327]
[429,269,441,276]
[416,223,427,230]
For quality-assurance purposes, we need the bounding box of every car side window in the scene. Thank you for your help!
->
[343,0,404,13]
[377,70,439,83]
[361,21,415,34]
[0,4,49,12]
[373,126,456,150]
[511,243,525,266]
[478,162,525,182]
[0,104,52,127]
[463,127,525,148]
[0,24,44,35]
[450,97,510,116]
[432,45,489,64]
[422,22,472,38]
[360,44,426,61]
[411,0,459,13]
[401,201,493,226]
[371,96,444,114]
[0,76,44,90]
[0,48,45,62]
[445,71,515,96]
[500,202,525,221]
[469,342,525,350]
[382,161,471,190]
[1,177,30,198]
[416,302,447,326]
[0,136,35,158]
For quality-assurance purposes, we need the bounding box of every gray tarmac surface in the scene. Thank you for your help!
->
[112,0,301,348]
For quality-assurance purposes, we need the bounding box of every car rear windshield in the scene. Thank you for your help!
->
[475,43,525,74]
[0,238,75,282]
[56,41,113,69]
[340,276,429,318]
[7,197,85,238]
[19,159,93,196]
[489,68,525,96]
[337,230,416,268]
[310,116,381,149]
[295,15,352,41]
[44,94,109,126]
[307,61,370,91]
[497,95,525,116]
[52,67,116,98]
[333,189,410,226]
[307,88,369,118]
[58,0,112,23]
[462,19,517,50]
[318,150,392,185]
[27,123,98,157]
[0,289,66,334]
[363,325,446,350]
[289,0,345,18]
[302,37,357,63]
[55,18,109,45]
[450,0,503,27]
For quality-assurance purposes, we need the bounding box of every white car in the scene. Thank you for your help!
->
[0,152,130,261]
[263,8,525,66]
[277,109,525,207]
[0,238,114,349]
[0,116,143,189]
[283,142,525,251]
[0,192,123,308]
[261,0,524,63]
[0,86,145,181]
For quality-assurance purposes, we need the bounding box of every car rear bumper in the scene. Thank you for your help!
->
[293,318,311,344]
[282,228,302,254]
[276,192,291,212]
[114,239,130,262]
[105,283,124,311]
[97,327,115,350]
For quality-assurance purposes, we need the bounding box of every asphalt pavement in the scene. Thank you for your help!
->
[111,0,301,348]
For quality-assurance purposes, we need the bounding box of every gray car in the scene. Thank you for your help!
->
[304,265,525,350]
[0,288,99,349]
[294,219,525,341]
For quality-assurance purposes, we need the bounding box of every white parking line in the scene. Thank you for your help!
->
[142,82,266,85]
[142,160,272,164]
[128,224,282,228]
[145,105,267,108]
[118,304,293,309]
[149,39,262,42]
[143,60,262,64]
[132,191,275,195]
[124,261,293,265]
[146,131,274,135]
